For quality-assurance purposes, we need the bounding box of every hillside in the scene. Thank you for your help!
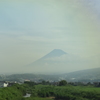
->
[63,67,100,82]
[1,67,100,82]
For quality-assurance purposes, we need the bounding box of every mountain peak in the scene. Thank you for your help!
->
[28,49,67,68]
[42,49,67,58]
[52,49,66,52]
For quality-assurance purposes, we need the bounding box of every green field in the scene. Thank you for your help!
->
[0,83,100,100]
[32,84,100,100]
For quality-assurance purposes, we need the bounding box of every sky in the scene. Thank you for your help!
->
[0,0,100,73]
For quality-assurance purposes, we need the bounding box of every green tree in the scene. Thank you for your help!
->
[59,80,67,86]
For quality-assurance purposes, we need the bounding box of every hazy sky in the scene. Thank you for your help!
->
[0,0,100,73]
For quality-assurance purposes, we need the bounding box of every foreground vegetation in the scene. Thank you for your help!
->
[0,81,100,100]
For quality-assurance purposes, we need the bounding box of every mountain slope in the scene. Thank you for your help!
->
[23,49,100,74]
[24,49,89,74]
[29,49,67,66]
[41,49,67,58]
[62,67,100,81]
[5,67,100,82]
[25,49,68,73]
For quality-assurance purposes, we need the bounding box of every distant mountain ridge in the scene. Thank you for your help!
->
[62,67,100,82]
[5,67,100,82]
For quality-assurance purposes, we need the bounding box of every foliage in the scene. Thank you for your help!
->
[0,83,100,100]
[59,80,67,86]
[0,83,26,100]
[34,84,100,100]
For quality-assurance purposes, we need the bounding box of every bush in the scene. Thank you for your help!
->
[59,80,67,86]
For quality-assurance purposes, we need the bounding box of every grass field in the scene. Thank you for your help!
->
[31,84,100,100]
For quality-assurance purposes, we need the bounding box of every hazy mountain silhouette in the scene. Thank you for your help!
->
[8,67,100,82]
[24,49,99,74]
[61,67,100,81]
[24,49,83,74]
[25,49,69,73]
[29,49,67,66]
[41,49,67,58]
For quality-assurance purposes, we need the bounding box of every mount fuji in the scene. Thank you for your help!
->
[30,49,67,65]
[24,49,89,74]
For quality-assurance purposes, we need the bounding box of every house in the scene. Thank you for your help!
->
[0,81,8,87]
[4,82,8,87]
